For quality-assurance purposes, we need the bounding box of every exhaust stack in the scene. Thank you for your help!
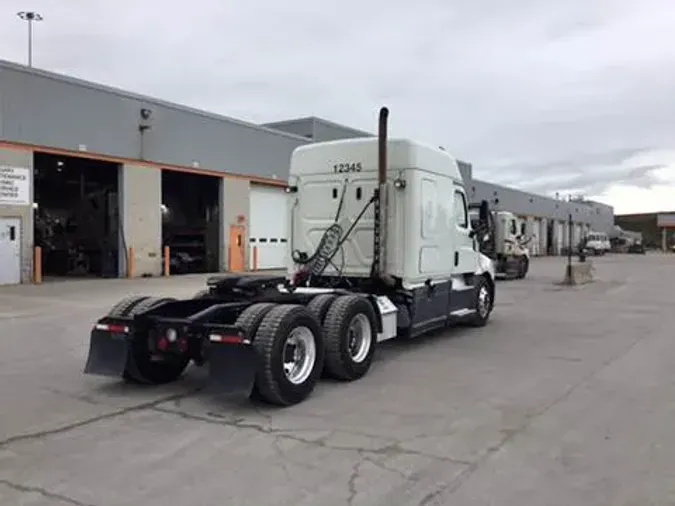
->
[371,106,391,281]
[378,107,389,186]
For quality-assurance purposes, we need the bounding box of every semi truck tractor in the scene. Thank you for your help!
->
[469,205,530,279]
[83,107,497,407]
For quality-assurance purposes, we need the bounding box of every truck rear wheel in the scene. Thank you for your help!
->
[235,303,277,335]
[322,295,377,381]
[252,304,324,406]
[106,296,150,318]
[234,303,277,401]
[123,297,191,384]
[307,294,338,324]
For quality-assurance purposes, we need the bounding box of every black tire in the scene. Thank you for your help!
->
[235,303,277,335]
[106,296,150,318]
[307,294,338,324]
[323,295,377,381]
[516,256,529,279]
[123,297,190,384]
[235,303,277,401]
[128,296,175,317]
[252,304,324,406]
[467,276,493,327]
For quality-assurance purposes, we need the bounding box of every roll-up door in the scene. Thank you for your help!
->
[249,185,288,269]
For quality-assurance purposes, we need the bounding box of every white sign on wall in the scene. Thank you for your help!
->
[657,214,675,228]
[0,166,31,206]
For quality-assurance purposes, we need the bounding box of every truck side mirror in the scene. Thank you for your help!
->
[479,200,489,223]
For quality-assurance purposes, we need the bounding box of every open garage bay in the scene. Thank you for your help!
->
[161,169,220,275]
[1,254,674,506]
[33,152,121,279]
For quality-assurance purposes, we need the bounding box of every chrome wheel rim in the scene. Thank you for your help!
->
[347,313,372,363]
[282,326,317,385]
[477,286,491,318]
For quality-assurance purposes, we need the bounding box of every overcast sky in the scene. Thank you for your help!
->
[2,0,674,214]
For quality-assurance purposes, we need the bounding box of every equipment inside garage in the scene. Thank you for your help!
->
[162,169,220,274]
[33,152,120,278]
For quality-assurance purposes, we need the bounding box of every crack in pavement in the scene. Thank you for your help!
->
[346,460,364,506]
[417,328,657,505]
[0,479,98,506]
[151,406,473,466]
[152,406,476,506]
[0,388,204,448]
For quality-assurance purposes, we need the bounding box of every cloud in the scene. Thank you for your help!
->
[1,0,674,214]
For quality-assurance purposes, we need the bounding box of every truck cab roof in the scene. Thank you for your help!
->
[290,137,463,181]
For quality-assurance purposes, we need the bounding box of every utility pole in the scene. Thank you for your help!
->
[17,11,43,67]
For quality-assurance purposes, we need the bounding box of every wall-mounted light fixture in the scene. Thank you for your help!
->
[139,107,153,132]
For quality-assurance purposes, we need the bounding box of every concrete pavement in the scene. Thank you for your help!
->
[1,255,674,505]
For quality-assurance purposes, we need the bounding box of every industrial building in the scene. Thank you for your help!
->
[615,212,675,251]
[0,59,614,285]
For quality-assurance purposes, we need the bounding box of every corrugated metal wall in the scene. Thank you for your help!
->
[0,60,309,179]
[0,59,615,233]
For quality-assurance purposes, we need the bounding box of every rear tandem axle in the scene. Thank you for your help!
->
[84,274,384,406]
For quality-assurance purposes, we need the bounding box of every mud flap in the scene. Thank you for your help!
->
[205,342,257,398]
[83,331,130,377]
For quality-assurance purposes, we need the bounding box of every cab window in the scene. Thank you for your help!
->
[454,190,468,228]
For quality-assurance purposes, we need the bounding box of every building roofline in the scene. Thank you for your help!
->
[471,178,614,212]
[262,117,314,126]
[0,58,310,143]
[263,115,373,137]
[616,211,675,217]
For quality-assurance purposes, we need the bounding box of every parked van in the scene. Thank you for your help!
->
[585,231,610,255]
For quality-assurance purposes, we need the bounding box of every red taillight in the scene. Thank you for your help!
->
[208,334,250,345]
[157,337,169,351]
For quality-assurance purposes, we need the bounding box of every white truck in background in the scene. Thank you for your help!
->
[469,206,530,279]
[585,231,610,255]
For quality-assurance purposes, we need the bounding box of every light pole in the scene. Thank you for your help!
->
[17,11,43,67]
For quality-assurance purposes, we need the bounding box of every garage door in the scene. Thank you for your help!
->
[249,185,289,269]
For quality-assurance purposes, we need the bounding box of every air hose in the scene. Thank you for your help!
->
[292,180,375,280]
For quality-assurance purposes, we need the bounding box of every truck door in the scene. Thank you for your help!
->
[452,187,476,273]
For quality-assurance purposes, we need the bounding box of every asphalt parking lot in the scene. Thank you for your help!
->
[1,254,674,506]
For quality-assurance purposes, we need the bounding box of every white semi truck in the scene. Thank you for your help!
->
[469,206,530,279]
[83,107,497,406]
[585,231,610,255]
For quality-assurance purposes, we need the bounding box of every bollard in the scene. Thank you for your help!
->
[252,246,259,271]
[34,246,43,284]
[164,246,170,277]
[128,247,135,278]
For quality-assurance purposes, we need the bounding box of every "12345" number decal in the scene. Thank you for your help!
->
[333,162,363,173]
